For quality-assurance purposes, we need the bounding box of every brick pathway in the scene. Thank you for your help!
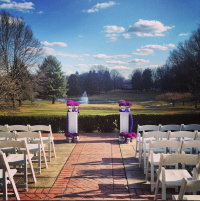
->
[3,133,171,200]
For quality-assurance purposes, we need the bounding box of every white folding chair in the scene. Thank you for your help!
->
[15,131,48,174]
[0,151,20,200]
[29,125,56,161]
[159,124,181,132]
[0,140,36,191]
[154,153,200,200]
[181,124,200,131]
[145,140,182,191]
[135,124,160,157]
[168,131,196,153]
[172,177,200,200]
[139,130,169,172]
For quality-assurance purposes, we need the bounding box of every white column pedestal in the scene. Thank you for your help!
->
[68,112,78,133]
[120,112,129,133]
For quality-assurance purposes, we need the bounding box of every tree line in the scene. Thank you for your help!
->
[0,10,200,109]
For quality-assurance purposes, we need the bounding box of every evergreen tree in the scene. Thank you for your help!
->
[67,73,81,97]
[85,70,98,96]
[103,70,112,93]
[37,55,67,104]
[142,68,153,91]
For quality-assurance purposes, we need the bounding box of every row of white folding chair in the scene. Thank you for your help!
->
[0,139,36,192]
[145,139,200,192]
[154,153,200,200]
[172,177,200,200]
[0,151,20,200]
[0,131,48,174]
[1,124,56,162]
[139,130,197,171]
[135,124,200,158]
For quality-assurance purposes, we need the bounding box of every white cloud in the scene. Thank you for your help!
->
[43,47,90,59]
[105,33,119,42]
[133,43,175,55]
[128,19,174,37]
[179,33,188,36]
[37,11,44,14]
[109,65,132,70]
[76,64,89,68]
[0,1,34,12]
[133,48,154,56]
[41,41,67,47]
[83,1,116,13]
[106,60,128,65]
[103,25,125,41]
[128,58,150,65]
[104,25,125,33]
[93,54,131,60]
[122,33,131,39]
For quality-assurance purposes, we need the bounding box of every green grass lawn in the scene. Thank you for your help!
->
[0,90,199,116]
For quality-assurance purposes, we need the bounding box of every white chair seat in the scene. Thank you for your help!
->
[20,144,45,152]
[172,194,200,200]
[32,136,54,143]
[161,169,192,185]
[7,154,34,165]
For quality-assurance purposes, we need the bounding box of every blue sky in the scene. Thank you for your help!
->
[0,0,200,79]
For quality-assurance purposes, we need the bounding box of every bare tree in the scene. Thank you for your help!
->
[0,11,43,108]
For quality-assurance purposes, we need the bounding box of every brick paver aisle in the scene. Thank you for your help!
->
[49,133,130,200]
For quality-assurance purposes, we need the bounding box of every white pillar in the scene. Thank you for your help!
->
[68,112,78,133]
[120,112,129,133]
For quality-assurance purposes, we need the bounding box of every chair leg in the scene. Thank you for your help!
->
[41,144,48,168]
[3,169,8,201]
[162,181,166,200]
[154,180,159,200]
[51,139,56,157]
[135,139,138,157]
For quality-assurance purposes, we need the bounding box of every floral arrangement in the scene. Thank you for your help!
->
[74,102,80,106]
[118,100,126,106]
[67,100,74,106]
[126,102,133,107]
[119,132,137,139]
[65,133,73,138]
[65,132,79,143]
[66,100,80,113]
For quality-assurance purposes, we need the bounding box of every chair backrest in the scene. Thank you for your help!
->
[7,125,29,132]
[137,124,159,134]
[160,153,200,166]
[0,132,16,141]
[148,139,182,152]
[0,125,8,132]
[159,124,181,132]
[181,124,200,131]
[0,139,27,150]
[168,131,196,141]
[15,131,43,145]
[142,131,169,141]
[181,140,200,150]
[195,131,200,139]
[29,125,52,136]
[178,177,200,200]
